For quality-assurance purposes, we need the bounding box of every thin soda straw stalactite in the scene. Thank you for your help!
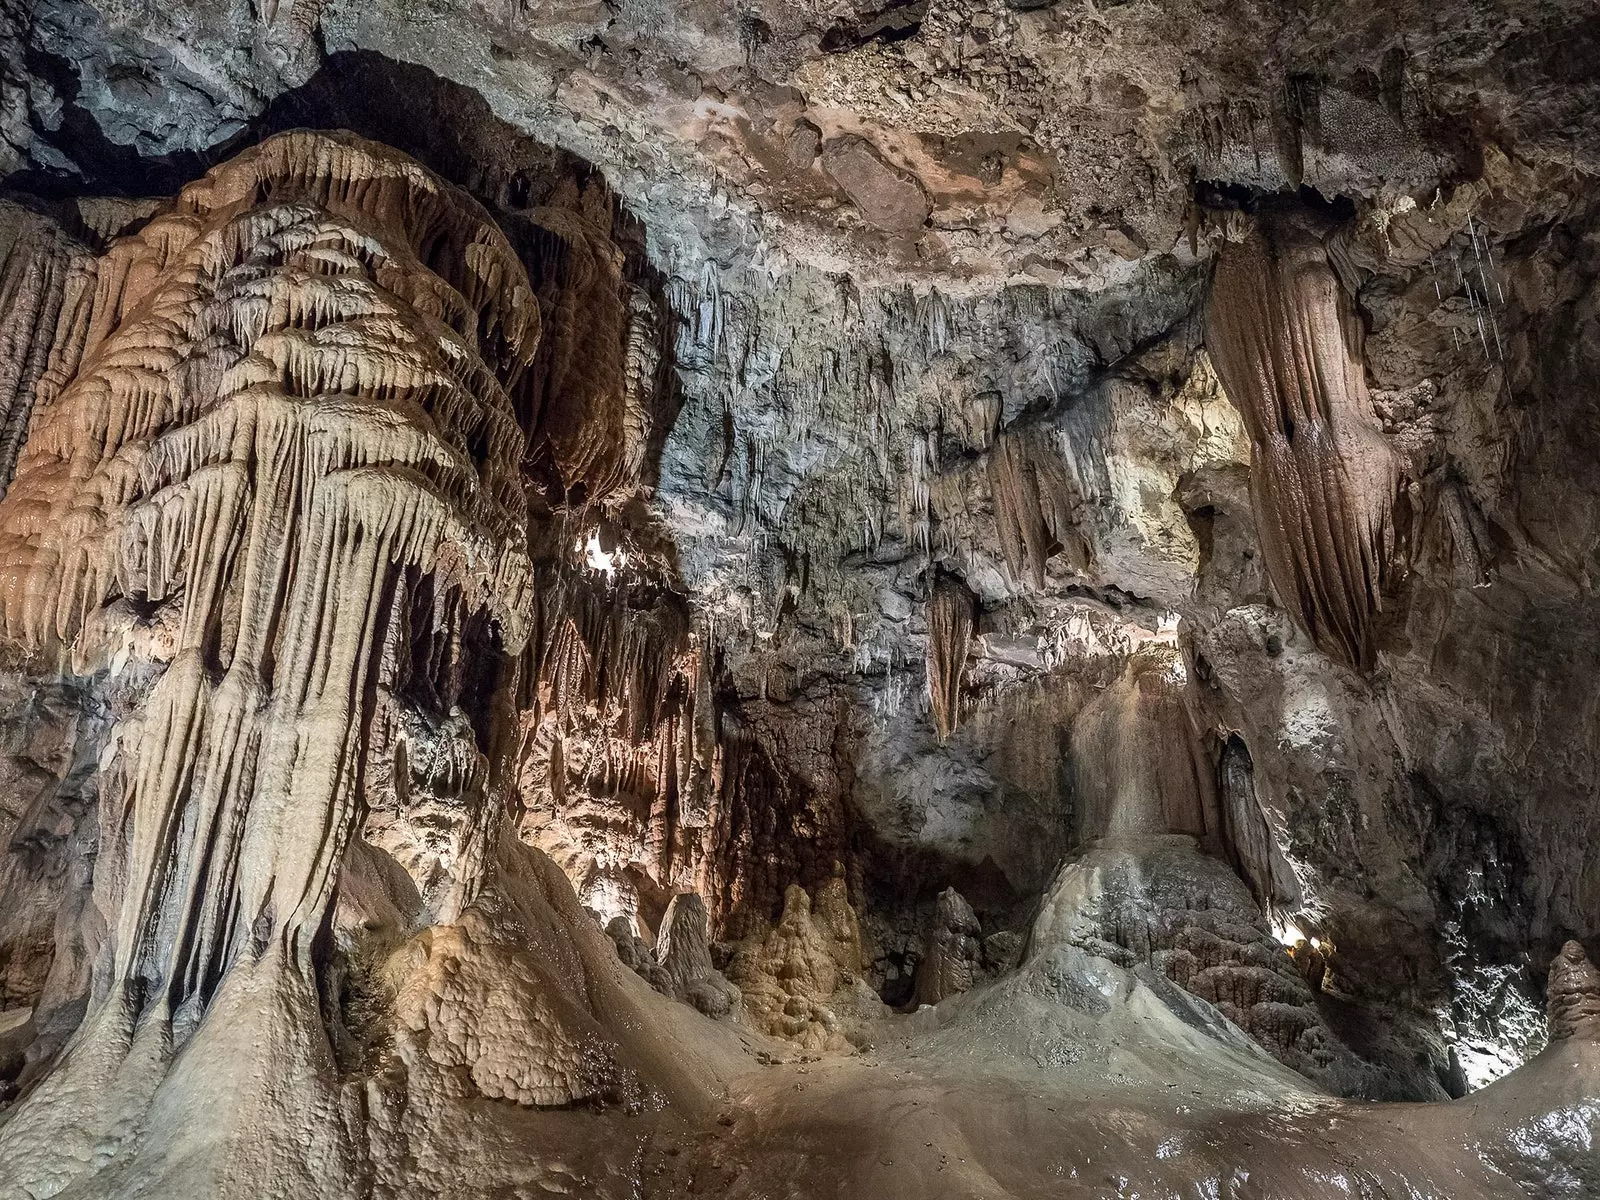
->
[1446,212,1505,364]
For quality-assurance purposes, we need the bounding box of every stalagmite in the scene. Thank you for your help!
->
[913,886,983,1005]
[723,871,877,1049]
[1205,211,1403,670]
[1547,940,1600,1040]
[653,891,741,1016]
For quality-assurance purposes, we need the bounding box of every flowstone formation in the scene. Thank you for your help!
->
[0,128,545,1192]
[0,1,1599,1196]
[1205,209,1405,670]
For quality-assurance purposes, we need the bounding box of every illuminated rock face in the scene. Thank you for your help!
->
[0,7,1599,1190]
[0,129,536,992]
[0,130,542,1192]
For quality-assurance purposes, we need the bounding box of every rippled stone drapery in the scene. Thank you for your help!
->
[926,574,976,742]
[1205,213,1402,670]
[0,129,537,1023]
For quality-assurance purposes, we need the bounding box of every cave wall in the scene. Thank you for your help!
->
[0,1,1595,1192]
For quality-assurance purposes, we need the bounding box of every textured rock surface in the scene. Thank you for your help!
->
[912,886,982,1006]
[724,873,883,1050]
[1547,940,1600,1042]
[1206,208,1403,669]
[0,1,1597,1195]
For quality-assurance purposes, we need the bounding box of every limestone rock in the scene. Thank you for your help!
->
[913,886,982,1005]
[0,4,1597,1194]
[1205,209,1404,670]
[925,575,975,742]
[725,874,881,1050]
[820,136,931,236]
[606,914,673,994]
[656,892,741,1018]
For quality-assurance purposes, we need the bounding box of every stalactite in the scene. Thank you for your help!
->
[620,284,659,487]
[1205,210,1403,670]
[986,426,1091,588]
[0,130,537,1018]
[0,206,94,497]
[514,559,706,923]
[926,574,975,742]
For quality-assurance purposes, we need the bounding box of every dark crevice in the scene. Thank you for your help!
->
[819,1,928,53]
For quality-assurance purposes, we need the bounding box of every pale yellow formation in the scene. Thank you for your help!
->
[725,872,877,1050]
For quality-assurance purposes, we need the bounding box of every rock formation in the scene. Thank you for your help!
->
[912,886,982,1006]
[924,574,975,742]
[606,890,741,1018]
[654,891,741,1018]
[1547,940,1600,1041]
[724,873,882,1051]
[0,2,1598,1195]
[1205,210,1404,670]
[0,127,545,1191]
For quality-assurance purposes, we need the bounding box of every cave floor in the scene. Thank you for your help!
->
[459,970,1600,1200]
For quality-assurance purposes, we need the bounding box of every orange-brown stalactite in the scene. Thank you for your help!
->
[986,426,1092,589]
[1204,212,1403,671]
[0,130,537,1012]
[926,574,975,742]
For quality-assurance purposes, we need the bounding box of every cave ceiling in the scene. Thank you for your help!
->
[0,0,1598,1196]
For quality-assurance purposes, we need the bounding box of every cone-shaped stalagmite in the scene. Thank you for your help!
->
[1548,940,1600,1040]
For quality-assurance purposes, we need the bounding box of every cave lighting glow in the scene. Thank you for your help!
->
[582,530,624,574]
